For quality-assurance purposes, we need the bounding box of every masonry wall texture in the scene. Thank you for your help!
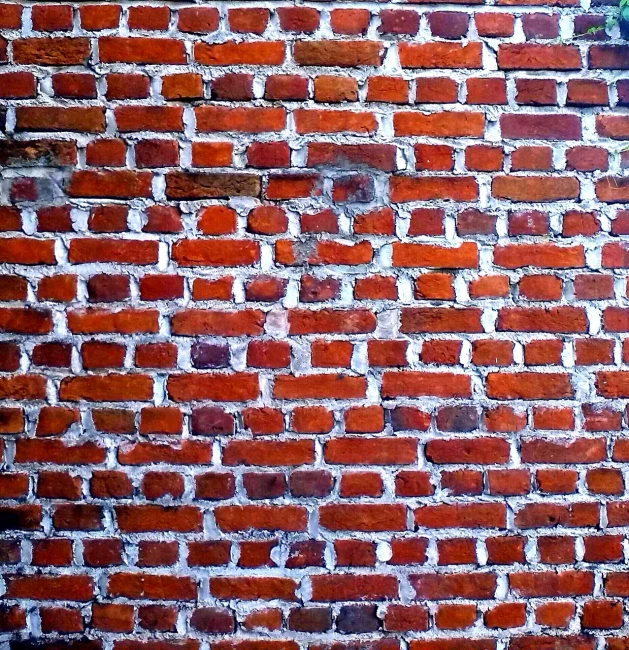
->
[4,0,629,648]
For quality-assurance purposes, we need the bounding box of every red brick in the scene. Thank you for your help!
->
[293,41,383,67]
[32,5,72,31]
[99,37,185,64]
[195,41,285,66]
[0,72,36,98]
[399,43,482,69]
[178,7,218,33]
[228,8,269,34]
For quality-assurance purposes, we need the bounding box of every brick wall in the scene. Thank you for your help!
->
[1,0,629,648]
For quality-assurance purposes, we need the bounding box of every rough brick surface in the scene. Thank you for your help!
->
[1,1,629,649]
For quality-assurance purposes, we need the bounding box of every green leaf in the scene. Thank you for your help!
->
[606,14,618,30]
